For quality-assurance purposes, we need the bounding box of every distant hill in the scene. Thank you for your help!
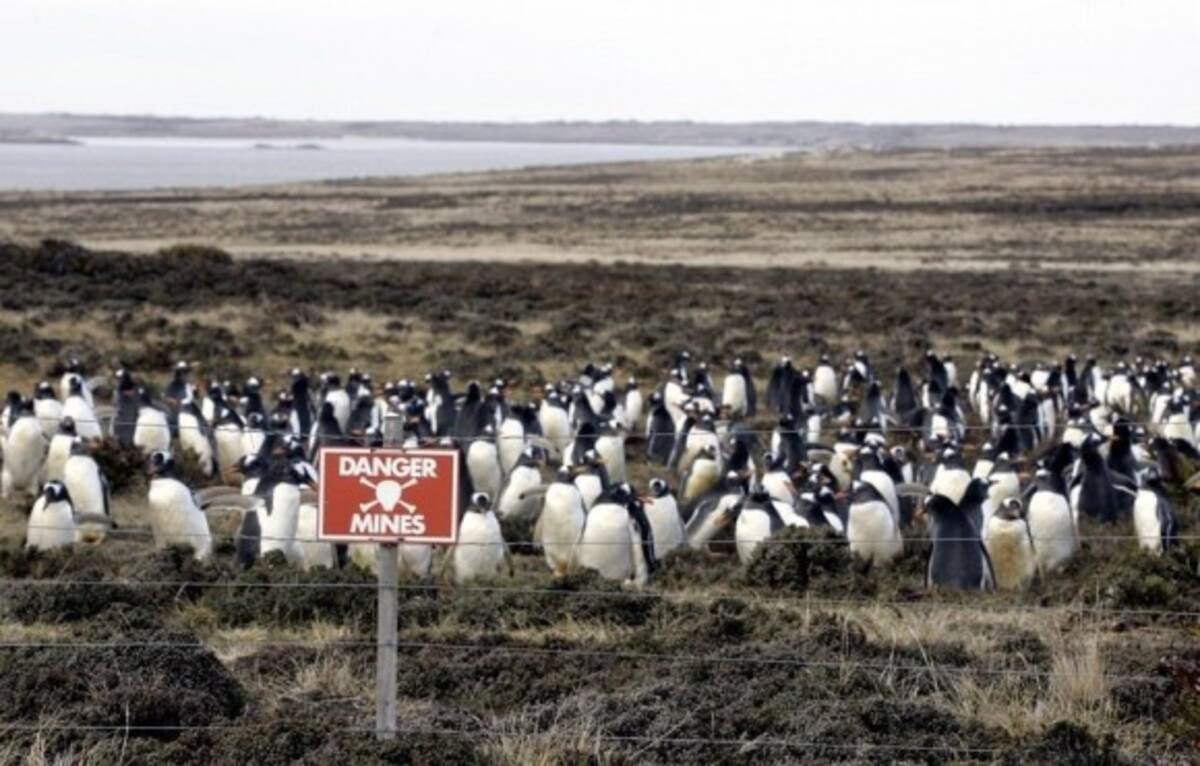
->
[2,112,1200,149]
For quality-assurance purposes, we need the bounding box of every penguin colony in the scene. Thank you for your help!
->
[3,351,1196,592]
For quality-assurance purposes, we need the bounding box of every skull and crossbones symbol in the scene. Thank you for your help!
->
[358,477,417,513]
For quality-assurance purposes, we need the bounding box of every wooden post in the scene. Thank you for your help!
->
[375,542,399,740]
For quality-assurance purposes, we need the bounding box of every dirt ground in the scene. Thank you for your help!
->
[1,148,1199,763]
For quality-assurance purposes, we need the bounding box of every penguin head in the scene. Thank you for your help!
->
[41,480,71,505]
[58,416,76,436]
[245,412,266,430]
[67,375,84,396]
[995,497,1024,522]
[648,478,670,498]
[173,360,190,378]
[469,492,492,512]
[147,450,175,478]
[34,381,55,400]
[68,436,89,457]
[554,466,574,483]
[522,445,546,466]
[889,446,908,464]
[237,453,267,478]
[583,449,602,467]
[4,391,20,409]
[763,451,785,472]
[284,435,306,459]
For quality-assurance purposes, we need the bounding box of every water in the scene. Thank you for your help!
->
[0,136,762,191]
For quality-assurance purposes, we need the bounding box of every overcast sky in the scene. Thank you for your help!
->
[3,0,1197,125]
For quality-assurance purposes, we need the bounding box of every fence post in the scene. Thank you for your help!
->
[375,542,399,740]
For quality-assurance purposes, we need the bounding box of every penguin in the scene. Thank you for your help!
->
[595,418,628,485]
[577,484,656,586]
[924,491,995,591]
[25,481,75,551]
[146,451,212,559]
[214,407,248,478]
[3,402,46,500]
[1070,432,1128,524]
[760,451,799,507]
[423,370,456,437]
[537,388,572,460]
[684,470,747,548]
[59,359,94,408]
[133,387,171,455]
[766,356,795,413]
[622,377,644,432]
[322,374,352,432]
[44,416,76,484]
[162,361,193,437]
[812,354,839,406]
[1023,466,1077,575]
[891,367,924,429]
[984,497,1036,591]
[466,425,502,500]
[178,396,215,477]
[679,443,722,513]
[855,446,900,523]
[62,438,110,543]
[32,381,62,440]
[110,369,140,446]
[294,499,341,571]
[721,358,756,418]
[241,411,268,458]
[734,489,785,564]
[235,501,263,570]
[572,449,609,510]
[62,376,101,440]
[289,369,316,439]
[1133,466,1178,554]
[307,401,344,463]
[496,406,526,477]
[981,452,1021,535]
[496,445,545,519]
[644,392,676,465]
[846,481,903,567]
[537,466,587,575]
[797,484,846,533]
[452,492,511,584]
[930,447,971,504]
[256,461,313,565]
[642,478,685,560]
[662,368,690,427]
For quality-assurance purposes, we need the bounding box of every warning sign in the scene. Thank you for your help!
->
[318,448,460,543]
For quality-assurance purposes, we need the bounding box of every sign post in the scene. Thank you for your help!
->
[317,447,461,740]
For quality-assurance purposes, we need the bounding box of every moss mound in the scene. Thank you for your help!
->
[743,526,851,591]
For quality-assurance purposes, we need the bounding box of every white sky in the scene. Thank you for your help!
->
[2,0,1197,124]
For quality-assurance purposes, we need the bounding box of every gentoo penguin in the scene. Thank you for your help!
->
[59,359,94,408]
[761,451,799,507]
[322,374,352,432]
[133,388,171,455]
[537,388,572,460]
[62,438,111,543]
[984,497,1036,591]
[797,484,846,533]
[1025,466,1076,574]
[572,449,610,510]
[813,354,839,406]
[536,467,587,575]
[766,356,795,413]
[685,471,747,548]
[891,367,924,429]
[25,481,75,551]
[679,443,722,512]
[662,368,690,427]
[856,446,900,523]
[622,378,644,432]
[496,446,545,519]
[466,426,502,500]
[256,462,313,566]
[496,406,526,477]
[644,392,676,465]
[32,381,62,440]
[642,478,685,560]
[924,492,995,592]
[307,401,344,463]
[930,447,971,504]
[735,489,785,564]
[289,369,316,439]
[44,416,77,484]
[294,499,341,572]
[178,396,215,477]
[595,419,628,485]
[577,484,656,586]
[162,361,194,437]
[721,358,756,418]
[1070,432,1129,524]
[3,402,46,500]
[1133,467,1178,554]
[451,492,510,584]
[214,408,247,479]
[111,370,140,446]
[146,451,212,559]
[241,412,267,458]
[62,376,101,441]
[1105,362,1133,414]
[981,452,1021,535]
[846,481,903,567]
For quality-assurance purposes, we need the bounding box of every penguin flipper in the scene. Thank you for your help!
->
[979,542,997,593]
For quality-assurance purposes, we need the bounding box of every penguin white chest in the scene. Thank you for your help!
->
[931,469,969,504]
[497,466,542,519]
[467,441,501,499]
[148,478,212,559]
[645,496,684,560]
[63,456,105,515]
[454,512,507,584]
[847,500,902,566]
[540,483,586,574]
[722,375,747,416]
[577,503,634,581]
[1133,490,1164,553]
[1027,492,1076,574]
[26,498,75,551]
[134,408,171,453]
[735,510,774,564]
[983,518,1035,590]
[260,485,302,561]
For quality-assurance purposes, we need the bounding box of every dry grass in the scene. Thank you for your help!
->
[483,697,619,766]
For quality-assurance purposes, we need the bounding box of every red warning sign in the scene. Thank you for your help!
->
[318,448,460,543]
